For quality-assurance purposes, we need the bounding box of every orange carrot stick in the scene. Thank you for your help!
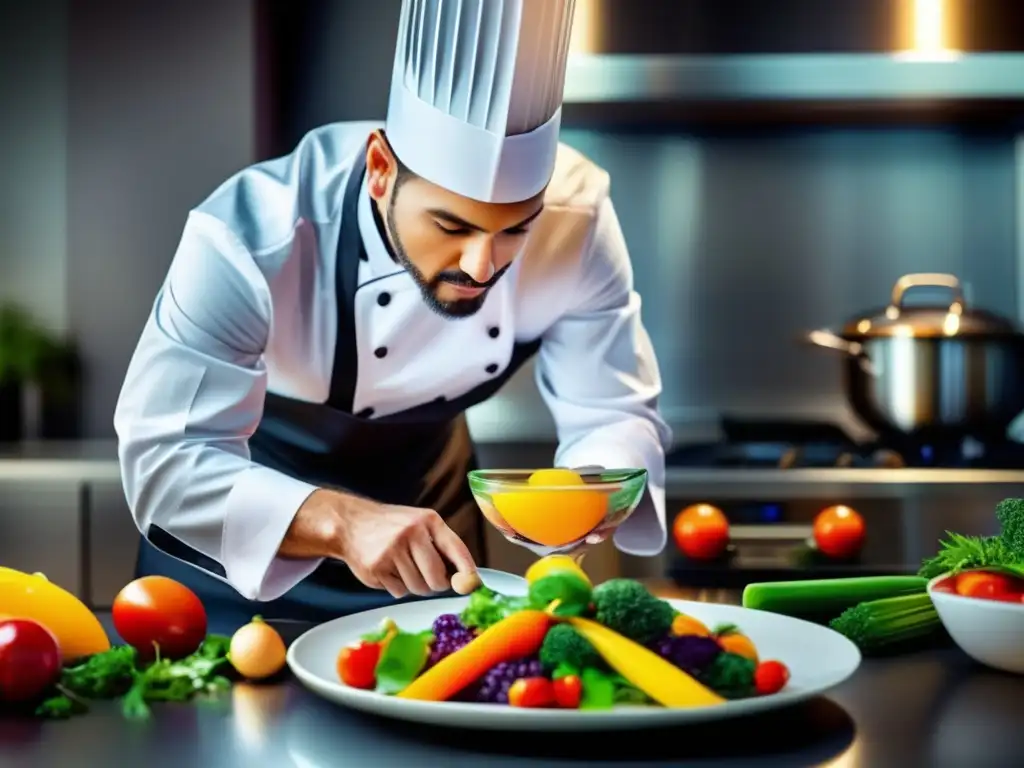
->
[396,610,552,701]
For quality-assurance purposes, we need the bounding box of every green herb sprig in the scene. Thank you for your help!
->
[35,635,233,721]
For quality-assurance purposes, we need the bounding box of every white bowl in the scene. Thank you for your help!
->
[928,573,1024,674]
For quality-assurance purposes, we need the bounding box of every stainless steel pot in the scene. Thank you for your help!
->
[806,273,1024,440]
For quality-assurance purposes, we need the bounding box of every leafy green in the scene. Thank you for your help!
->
[918,532,1024,580]
[373,631,432,695]
[611,674,652,705]
[528,573,592,617]
[551,662,579,680]
[459,587,529,631]
[580,667,616,710]
[34,635,234,721]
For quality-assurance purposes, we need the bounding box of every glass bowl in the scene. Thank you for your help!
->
[467,468,648,557]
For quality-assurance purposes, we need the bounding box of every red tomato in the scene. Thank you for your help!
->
[112,576,207,659]
[336,641,381,689]
[813,506,865,559]
[930,577,957,593]
[0,619,63,704]
[508,677,555,708]
[955,571,1016,600]
[753,660,790,696]
[552,674,582,708]
[673,504,730,560]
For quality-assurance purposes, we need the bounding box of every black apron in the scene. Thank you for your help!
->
[136,148,540,632]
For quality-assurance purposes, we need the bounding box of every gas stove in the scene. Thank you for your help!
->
[664,416,1024,470]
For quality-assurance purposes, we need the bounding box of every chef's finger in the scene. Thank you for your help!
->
[427,517,477,575]
[379,571,408,599]
[394,547,432,596]
[409,532,451,592]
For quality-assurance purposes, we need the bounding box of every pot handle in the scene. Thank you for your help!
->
[805,330,877,376]
[891,273,964,310]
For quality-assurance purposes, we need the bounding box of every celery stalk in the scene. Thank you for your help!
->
[741,576,928,618]
[828,593,941,654]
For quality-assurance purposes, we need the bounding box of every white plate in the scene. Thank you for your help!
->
[286,596,861,731]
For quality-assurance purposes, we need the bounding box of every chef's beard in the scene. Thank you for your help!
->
[385,194,509,319]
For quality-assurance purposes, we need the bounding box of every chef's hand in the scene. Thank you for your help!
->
[280,489,478,598]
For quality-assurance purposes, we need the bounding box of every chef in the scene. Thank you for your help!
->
[114,0,672,629]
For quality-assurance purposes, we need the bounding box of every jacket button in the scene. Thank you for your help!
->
[375,347,388,358]
[357,407,374,418]
[488,326,500,339]
[377,292,391,307]
[486,363,499,374]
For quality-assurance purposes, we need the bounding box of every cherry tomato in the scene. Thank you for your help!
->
[955,571,1016,600]
[336,641,381,689]
[753,660,790,696]
[0,618,63,704]
[508,677,555,708]
[552,674,582,708]
[112,576,208,659]
[812,506,865,560]
[673,504,730,560]
[930,577,957,593]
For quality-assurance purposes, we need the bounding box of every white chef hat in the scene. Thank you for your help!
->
[385,0,576,204]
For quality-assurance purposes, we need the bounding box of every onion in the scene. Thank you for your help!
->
[229,617,287,680]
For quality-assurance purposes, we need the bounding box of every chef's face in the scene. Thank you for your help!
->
[365,132,544,318]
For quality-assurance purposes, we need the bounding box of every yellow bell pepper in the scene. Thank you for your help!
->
[0,567,110,661]
[567,616,725,708]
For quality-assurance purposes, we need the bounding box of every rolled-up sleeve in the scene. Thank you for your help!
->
[534,197,673,556]
[114,211,322,601]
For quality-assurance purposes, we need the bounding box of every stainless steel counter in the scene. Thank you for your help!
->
[2,597,1023,768]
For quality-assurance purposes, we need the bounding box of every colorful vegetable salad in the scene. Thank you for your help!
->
[334,565,791,709]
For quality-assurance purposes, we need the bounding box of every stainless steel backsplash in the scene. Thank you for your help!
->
[467,128,1022,442]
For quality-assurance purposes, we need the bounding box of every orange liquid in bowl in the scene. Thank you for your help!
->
[490,489,608,547]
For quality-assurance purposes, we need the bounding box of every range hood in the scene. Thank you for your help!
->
[561,0,1024,122]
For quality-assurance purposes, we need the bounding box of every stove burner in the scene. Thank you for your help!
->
[665,417,1024,469]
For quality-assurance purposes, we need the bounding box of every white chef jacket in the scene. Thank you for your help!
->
[114,121,672,602]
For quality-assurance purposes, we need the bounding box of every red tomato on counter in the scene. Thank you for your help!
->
[112,576,208,659]
[0,618,62,703]
[813,506,865,560]
[673,505,730,560]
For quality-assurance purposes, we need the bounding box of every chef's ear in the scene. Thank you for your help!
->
[365,131,399,200]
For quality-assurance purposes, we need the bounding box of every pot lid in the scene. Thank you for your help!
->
[840,273,1024,339]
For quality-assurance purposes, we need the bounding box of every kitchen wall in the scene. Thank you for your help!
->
[0,0,258,438]
[0,2,68,332]
[266,0,1024,445]
[3,2,1023,446]
[470,126,1022,442]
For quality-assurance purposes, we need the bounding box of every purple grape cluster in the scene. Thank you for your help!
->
[652,634,722,675]
[475,657,545,704]
[428,614,474,666]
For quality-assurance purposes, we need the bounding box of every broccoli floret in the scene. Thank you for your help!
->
[698,652,756,699]
[592,579,674,645]
[538,624,603,672]
[995,498,1024,559]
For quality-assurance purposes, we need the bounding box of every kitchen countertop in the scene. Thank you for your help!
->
[2,586,1022,768]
